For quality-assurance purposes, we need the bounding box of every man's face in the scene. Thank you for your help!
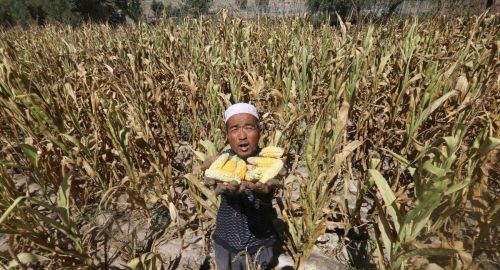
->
[226,113,260,159]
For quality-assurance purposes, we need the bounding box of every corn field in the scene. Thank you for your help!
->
[0,11,499,269]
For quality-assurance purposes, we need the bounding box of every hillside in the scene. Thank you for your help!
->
[141,0,499,18]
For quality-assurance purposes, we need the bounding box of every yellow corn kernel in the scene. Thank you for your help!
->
[245,168,263,182]
[246,164,257,171]
[222,155,239,172]
[247,157,280,167]
[259,159,284,183]
[259,146,284,158]
[209,153,230,169]
[234,159,247,181]
[205,168,240,183]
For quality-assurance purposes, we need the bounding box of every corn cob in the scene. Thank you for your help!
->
[245,167,264,182]
[234,159,247,181]
[247,157,280,167]
[246,164,257,171]
[205,168,240,183]
[259,146,284,158]
[209,153,230,169]
[222,155,239,172]
[259,159,284,183]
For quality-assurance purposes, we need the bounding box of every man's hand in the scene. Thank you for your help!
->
[203,176,217,187]
[204,177,242,195]
[214,180,242,195]
[241,179,282,194]
[205,177,283,195]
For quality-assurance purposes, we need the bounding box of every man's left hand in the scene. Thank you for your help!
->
[241,178,282,194]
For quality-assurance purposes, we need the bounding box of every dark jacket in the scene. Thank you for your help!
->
[212,149,278,253]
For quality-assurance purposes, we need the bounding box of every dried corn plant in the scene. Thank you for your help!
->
[0,12,498,269]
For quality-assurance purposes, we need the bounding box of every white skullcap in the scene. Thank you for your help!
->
[224,103,259,123]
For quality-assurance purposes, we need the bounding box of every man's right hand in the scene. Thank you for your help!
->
[241,179,282,194]
[203,176,217,187]
[214,180,242,195]
[204,176,243,195]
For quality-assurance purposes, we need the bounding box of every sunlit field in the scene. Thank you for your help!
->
[0,13,498,269]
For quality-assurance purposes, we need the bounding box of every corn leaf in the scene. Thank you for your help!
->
[478,137,500,157]
[199,140,218,157]
[369,169,401,231]
[184,173,219,207]
[0,196,26,224]
[19,144,38,166]
[56,172,73,228]
[8,252,49,268]
[400,188,442,242]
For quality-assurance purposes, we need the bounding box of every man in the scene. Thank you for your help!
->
[202,103,284,270]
